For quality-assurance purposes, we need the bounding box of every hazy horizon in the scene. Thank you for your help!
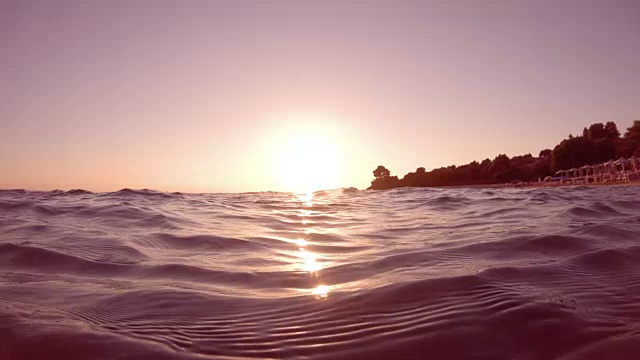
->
[3,0,640,192]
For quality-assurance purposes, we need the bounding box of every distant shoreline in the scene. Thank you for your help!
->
[372,180,640,191]
[441,180,640,190]
[370,120,640,191]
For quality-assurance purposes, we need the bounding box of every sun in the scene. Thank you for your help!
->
[273,134,340,193]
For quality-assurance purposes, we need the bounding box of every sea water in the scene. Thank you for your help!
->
[2,186,640,359]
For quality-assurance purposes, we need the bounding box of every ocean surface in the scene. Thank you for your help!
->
[2,186,640,359]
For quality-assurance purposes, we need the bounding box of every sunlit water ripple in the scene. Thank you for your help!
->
[2,186,640,359]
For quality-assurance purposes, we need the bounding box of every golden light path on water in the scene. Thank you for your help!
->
[294,192,332,300]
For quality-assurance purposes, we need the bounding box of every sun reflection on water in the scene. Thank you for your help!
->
[312,285,331,300]
[299,248,321,273]
[294,238,308,247]
[297,192,314,207]
[293,191,333,300]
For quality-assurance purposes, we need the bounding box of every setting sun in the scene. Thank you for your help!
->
[273,134,341,193]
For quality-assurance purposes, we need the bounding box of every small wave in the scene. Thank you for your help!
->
[461,234,592,258]
[150,233,260,251]
[568,246,640,270]
[610,199,640,209]
[0,189,27,195]
[564,201,627,220]
[474,206,525,218]
[342,187,360,194]
[33,204,65,216]
[111,188,174,199]
[45,189,94,196]
[0,243,125,274]
[429,195,470,204]
[0,200,33,211]
[66,189,94,195]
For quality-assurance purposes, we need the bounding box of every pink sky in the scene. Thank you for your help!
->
[2,0,639,192]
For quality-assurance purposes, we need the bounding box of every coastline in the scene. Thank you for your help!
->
[377,180,640,191]
[506,179,640,189]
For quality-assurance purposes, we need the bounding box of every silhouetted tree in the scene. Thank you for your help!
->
[586,123,607,140]
[594,138,616,163]
[605,121,620,138]
[615,138,637,158]
[370,166,401,189]
[373,165,391,179]
[624,121,640,140]
[487,154,510,174]
[551,137,598,171]
[539,149,552,157]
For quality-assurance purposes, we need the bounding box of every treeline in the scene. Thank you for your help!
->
[370,120,640,190]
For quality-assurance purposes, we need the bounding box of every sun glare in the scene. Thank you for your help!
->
[312,285,331,300]
[273,134,340,193]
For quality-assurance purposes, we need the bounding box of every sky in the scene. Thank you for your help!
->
[2,0,639,192]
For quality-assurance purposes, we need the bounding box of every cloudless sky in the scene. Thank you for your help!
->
[2,0,639,192]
